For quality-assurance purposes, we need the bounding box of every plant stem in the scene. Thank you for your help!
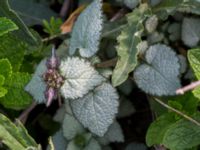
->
[176,80,200,95]
[17,101,37,124]
[153,97,200,127]
[60,0,71,18]
[110,8,126,22]
[42,33,66,42]
[95,58,117,68]
[101,25,126,38]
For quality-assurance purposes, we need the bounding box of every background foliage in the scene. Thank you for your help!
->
[1,0,200,150]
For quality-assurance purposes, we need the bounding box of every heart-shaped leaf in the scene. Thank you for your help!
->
[182,17,200,47]
[60,57,105,99]
[134,44,181,96]
[71,83,119,136]
[63,114,85,140]
[69,0,103,57]
[25,59,47,103]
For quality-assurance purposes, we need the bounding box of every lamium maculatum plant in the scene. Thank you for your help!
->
[1,0,200,150]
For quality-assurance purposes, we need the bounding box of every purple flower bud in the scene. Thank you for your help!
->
[45,87,57,107]
[46,46,60,69]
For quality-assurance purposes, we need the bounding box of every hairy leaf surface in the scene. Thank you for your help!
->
[60,57,105,99]
[134,44,181,96]
[25,59,47,104]
[69,0,103,57]
[98,121,124,145]
[47,130,68,150]
[182,18,200,47]
[71,83,119,136]
[63,114,85,140]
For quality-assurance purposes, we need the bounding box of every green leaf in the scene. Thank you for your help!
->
[105,121,124,143]
[134,44,181,96]
[150,0,163,6]
[9,0,57,26]
[188,48,200,98]
[84,139,101,150]
[0,87,8,98]
[0,0,37,45]
[0,113,38,150]
[145,15,158,33]
[178,0,200,15]
[169,92,199,115]
[43,17,62,36]
[124,0,139,9]
[0,59,12,81]
[188,48,200,79]
[63,114,85,140]
[69,0,103,57]
[178,55,187,74]
[0,17,18,36]
[25,59,47,104]
[47,130,68,150]
[147,111,200,149]
[163,113,200,150]
[153,0,200,20]
[0,72,32,110]
[0,75,5,86]
[0,59,12,98]
[146,113,176,146]
[193,86,200,100]
[182,18,200,47]
[0,74,7,97]
[152,0,183,19]
[47,137,55,150]
[67,137,100,150]
[71,83,119,136]
[53,105,66,123]
[60,57,105,99]
[112,5,149,87]
[0,34,25,71]
[97,121,124,145]
[15,120,38,147]
[67,140,81,150]
[117,98,135,118]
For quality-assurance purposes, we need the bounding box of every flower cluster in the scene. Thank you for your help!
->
[43,46,64,106]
